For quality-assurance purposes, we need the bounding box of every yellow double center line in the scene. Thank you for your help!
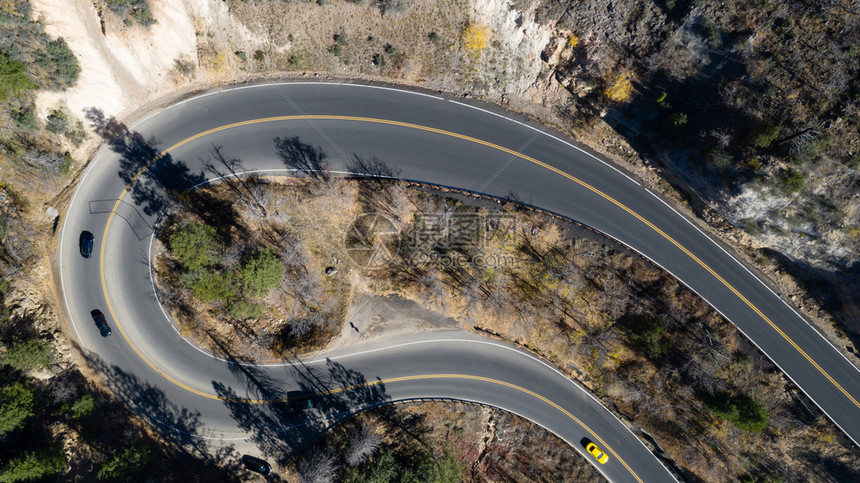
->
[96,115,854,480]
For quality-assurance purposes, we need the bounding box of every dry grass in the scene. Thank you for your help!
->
[154,177,860,481]
[154,178,360,361]
[294,400,602,482]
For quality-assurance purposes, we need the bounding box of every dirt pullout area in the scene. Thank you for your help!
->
[326,294,462,352]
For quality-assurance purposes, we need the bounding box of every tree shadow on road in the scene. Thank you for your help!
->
[82,350,239,475]
[208,332,389,463]
[273,135,330,183]
[86,108,206,218]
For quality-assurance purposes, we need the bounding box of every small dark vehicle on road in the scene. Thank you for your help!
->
[79,231,94,258]
[287,390,317,411]
[241,455,272,475]
[90,309,112,337]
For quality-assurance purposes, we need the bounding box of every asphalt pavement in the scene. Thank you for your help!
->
[58,82,860,481]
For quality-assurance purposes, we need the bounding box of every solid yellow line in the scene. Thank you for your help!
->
[319,373,644,482]
[97,116,857,413]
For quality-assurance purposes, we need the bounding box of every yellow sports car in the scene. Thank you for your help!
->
[586,442,609,464]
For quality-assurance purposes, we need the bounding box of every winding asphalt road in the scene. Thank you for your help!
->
[59,82,859,481]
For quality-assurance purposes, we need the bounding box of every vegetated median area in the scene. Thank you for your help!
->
[223,0,860,372]
[154,168,859,482]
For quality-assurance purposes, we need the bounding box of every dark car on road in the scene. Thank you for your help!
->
[241,455,272,475]
[90,309,112,337]
[287,390,317,411]
[79,231,94,258]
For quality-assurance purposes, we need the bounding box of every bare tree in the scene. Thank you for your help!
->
[22,148,66,172]
[296,447,338,483]
[204,146,268,218]
[345,423,382,466]
[347,155,411,223]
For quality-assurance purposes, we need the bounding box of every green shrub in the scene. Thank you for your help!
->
[344,443,463,483]
[0,52,37,101]
[64,122,87,146]
[45,110,68,134]
[173,58,195,78]
[189,271,235,303]
[428,31,440,44]
[106,0,156,27]
[0,381,35,435]
[733,396,769,432]
[777,169,804,195]
[38,40,80,88]
[0,447,66,483]
[59,152,73,175]
[671,112,687,127]
[749,124,780,148]
[709,149,733,170]
[131,7,156,26]
[2,339,54,370]
[228,300,266,320]
[288,52,309,69]
[253,50,265,62]
[97,446,149,480]
[241,248,284,296]
[68,394,94,419]
[623,314,669,360]
[169,223,225,271]
[707,393,768,432]
[372,53,387,68]
[12,106,37,131]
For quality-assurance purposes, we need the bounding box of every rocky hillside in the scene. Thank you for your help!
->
[526,0,859,342]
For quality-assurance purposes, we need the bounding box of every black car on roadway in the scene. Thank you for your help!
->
[241,455,272,475]
[90,309,112,337]
[79,231,94,258]
[287,390,317,411]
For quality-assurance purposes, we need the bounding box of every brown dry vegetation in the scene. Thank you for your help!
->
[161,176,860,481]
[2,0,857,479]
[226,0,543,95]
[154,177,359,360]
[290,400,602,482]
[528,0,860,350]
[220,0,860,366]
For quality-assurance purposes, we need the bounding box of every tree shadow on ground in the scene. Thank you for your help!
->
[207,332,389,463]
[81,350,239,476]
[760,248,860,356]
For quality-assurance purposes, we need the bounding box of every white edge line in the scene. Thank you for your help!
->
[641,188,860,376]
[90,82,857,460]
[58,149,112,354]
[605,230,860,451]
[447,100,641,187]
[140,169,676,479]
[128,82,444,133]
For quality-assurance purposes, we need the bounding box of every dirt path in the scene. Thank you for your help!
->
[324,294,464,352]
